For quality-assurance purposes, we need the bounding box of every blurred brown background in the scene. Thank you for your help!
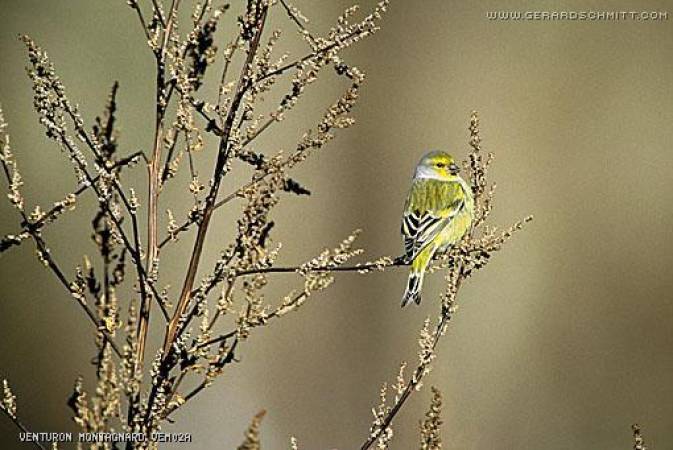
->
[1,0,673,449]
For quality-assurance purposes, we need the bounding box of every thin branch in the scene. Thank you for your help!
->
[279,0,316,45]
[0,180,92,255]
[254,29,363,85]
[193,330,236,350]
[159,128,181,185]
[150,0,167,29]
[155,146,305,249]
[161,0,181,54]
[163,1,216,107]
[127,1,152,43]
[158,56,362,248]
[206,277,235,332]
[35,235,124,357]
[236,258,405,277]
[178,252,236,339]
[162,370,187,417]
[216,37,240,113]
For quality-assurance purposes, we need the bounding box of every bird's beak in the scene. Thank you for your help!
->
[449,163,460,175]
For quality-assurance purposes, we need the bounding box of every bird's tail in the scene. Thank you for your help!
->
[402,270,424,307]
[401,244,435,307]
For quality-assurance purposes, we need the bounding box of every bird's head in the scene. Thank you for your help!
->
[415,150,461,180]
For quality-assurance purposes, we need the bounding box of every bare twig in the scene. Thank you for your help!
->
[236,258,404,277]
[127,0,152,43]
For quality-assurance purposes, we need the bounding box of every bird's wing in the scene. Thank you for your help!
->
[401,179,466,260]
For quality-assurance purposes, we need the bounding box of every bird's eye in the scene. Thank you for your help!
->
[435,163,446,168]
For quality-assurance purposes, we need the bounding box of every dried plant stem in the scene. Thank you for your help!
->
[205,278,235,332]
[162,4,269,355]
[162,1,212,108]
[158,167,314,248]
[137,54,165,377]
[360,276,463,450]
[179,254,236,338]
[216,37,239,111]
[163,0,181,52]
[151,0,167,28]
[237,258,405,277]
[139,0,181,358]
[279,0,313,42]
[193,330,236,350]
[159,369,187,421]
[127,1,152,43]
[255,26,364,84]
[33,233,123,357]
[127,1,182,436]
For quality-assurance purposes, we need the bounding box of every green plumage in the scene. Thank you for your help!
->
[405,179,466,217]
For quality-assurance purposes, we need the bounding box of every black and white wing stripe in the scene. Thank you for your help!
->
[402,212,440,258]
[401,199,465,261]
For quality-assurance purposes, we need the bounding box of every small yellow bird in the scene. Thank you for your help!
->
[401,151,474,306]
